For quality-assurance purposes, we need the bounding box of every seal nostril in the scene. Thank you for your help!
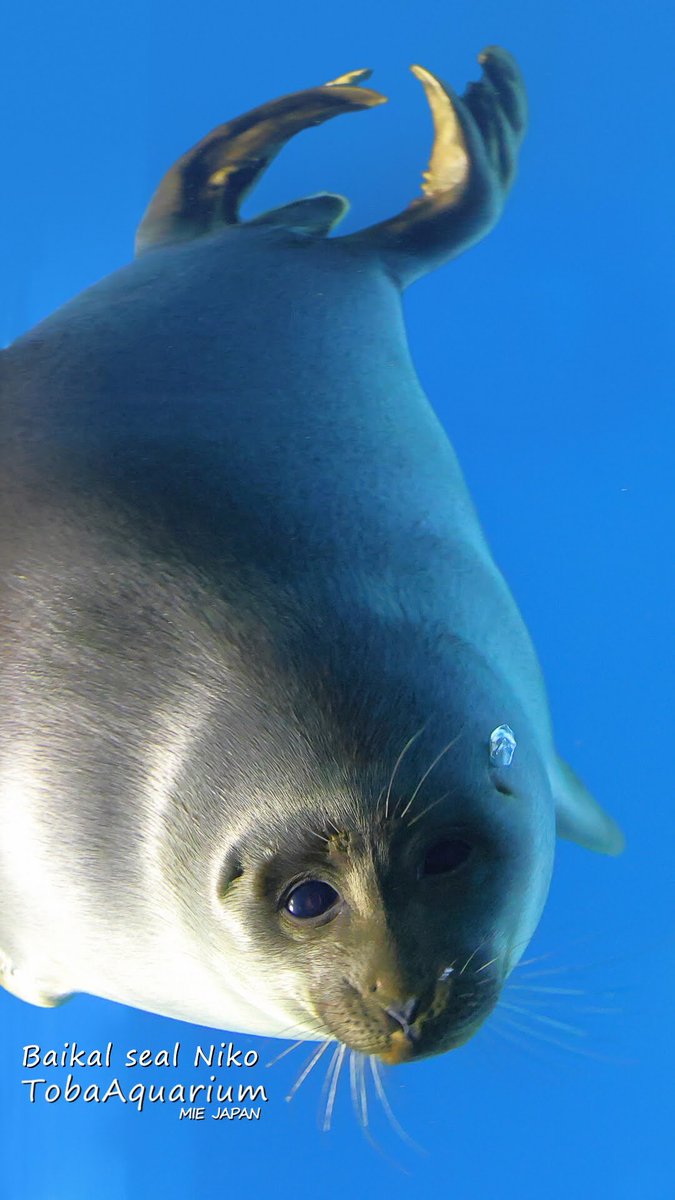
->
[385,996,420,1036]
[401,996,419,1023]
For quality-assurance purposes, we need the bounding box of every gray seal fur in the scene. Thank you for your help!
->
[0,49,622,1063]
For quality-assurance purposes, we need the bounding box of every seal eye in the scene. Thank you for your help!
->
[421,839,472,877]
[285,880,340,920]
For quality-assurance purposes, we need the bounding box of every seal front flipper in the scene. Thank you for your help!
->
[135,69,386,254]
[247,192,350,236]
[0,950,74,1008]
[344,47,528,287]
[553,758,625,855]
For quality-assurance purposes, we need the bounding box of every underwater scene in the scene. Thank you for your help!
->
[1,0,673,1196]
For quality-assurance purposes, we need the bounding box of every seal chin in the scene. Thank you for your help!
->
[378,1029,417,1065]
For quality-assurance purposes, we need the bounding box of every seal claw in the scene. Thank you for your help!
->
[135,76,386,255]
[409,64,470,202]
[343,47,528,287]
[324,68,374,87]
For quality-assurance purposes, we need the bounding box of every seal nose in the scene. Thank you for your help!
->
[368,972,423,1040]
[385,996,421,1038]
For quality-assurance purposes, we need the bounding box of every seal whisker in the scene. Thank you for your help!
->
[318,1043,343,1128]
[286,1039,332,1102]
[348,1050,359,1123]
[459,939,489,976]
[570,1005,623,1015]
[513,949,559,970]
[505,984,589,996]
[474,953,502,975]
[502,982,623,1017]
[332,1056,407,1173]
[397,728,464,821]
[494,1014,634,1065]
[382,723,428,819]
[498,1000,587,1038]
[369,1059,426,1154]
[516,940,636,983]
[263,1017,327,1040]
[348,1051,370,1130]
[266,1038,308,1068]
[513,964,598,980]
[406,789,454,828]
[486,1017,556,1066]
[513,933,603,973]
[322,1043,347,1131]
[503,992,623,1017]
[357,1053,369,1128]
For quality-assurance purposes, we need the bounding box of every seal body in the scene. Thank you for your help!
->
[0,51,622,1061]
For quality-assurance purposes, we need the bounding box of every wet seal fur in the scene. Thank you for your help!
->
[0,49,623,1064]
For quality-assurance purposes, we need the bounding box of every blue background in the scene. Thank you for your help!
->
[1,0,673,1196]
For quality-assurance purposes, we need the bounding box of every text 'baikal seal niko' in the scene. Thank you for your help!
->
[0,47,623,1065]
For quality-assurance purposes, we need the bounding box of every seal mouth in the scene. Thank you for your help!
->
[376,970,504,1062]
[378,1028,417,1065]
[313,966,504,1063]
[375,1015,484,1063]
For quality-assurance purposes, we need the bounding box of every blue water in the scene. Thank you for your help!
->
[2,0,673,1196]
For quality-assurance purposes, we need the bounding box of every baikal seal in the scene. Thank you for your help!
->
[0,47,623,1065]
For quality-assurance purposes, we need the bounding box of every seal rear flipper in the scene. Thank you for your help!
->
[553,758,625,856]
[135,71,385,255]
[342,47,528,288]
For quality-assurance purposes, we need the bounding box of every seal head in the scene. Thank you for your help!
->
[182,598,558,1064]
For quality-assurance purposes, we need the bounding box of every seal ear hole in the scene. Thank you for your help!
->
[216,858,244,900]
[495,782,514,797]
[420,838,472,877]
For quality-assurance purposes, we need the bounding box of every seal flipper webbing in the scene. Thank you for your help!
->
[135,71,385,256]
[342,47,528,288]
